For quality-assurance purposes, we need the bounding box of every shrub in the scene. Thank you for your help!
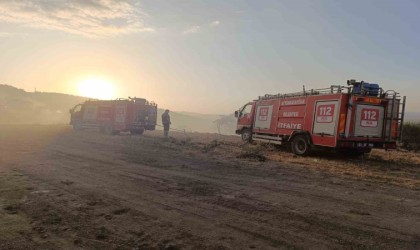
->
[401,122,420,151]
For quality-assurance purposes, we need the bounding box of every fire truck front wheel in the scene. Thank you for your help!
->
[241,128,252,143]
[291,135,310,156]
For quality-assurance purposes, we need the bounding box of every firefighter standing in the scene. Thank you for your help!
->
[161,109,171,138]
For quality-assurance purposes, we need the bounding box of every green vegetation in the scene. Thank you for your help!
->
[401,122,420,151]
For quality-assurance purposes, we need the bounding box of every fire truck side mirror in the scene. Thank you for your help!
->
[234,111,239,118]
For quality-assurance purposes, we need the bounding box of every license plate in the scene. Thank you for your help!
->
[357,143,374,148]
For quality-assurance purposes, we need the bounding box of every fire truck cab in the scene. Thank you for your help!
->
[70,97,157,135]
[235,80,406,156]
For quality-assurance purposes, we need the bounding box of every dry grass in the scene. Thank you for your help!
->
[145,130,420,190]
[267,148,420,189]
[237,144,267,162]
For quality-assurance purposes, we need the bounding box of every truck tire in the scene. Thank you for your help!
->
[131,128,145,135]
[241,128,252,143]
[291,135,310,156]
[73,123,82,131]
[104,125,117,135]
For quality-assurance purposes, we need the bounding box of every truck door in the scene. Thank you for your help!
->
[83,105,98,122]
[313,100,339,137]
[237,103,254,129]
[254,105,273,130]
[97,105,113,122]
[353,104,384,137]
[70,104,82,124]
[115,104,127,130]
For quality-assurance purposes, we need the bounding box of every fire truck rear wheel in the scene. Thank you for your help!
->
[103,125,117,135]
[73,123,82,131]
[241,128,252,143]
[131,129,145,135]
[291,135,310,156]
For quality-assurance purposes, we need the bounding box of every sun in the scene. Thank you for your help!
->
[77,77,115,100]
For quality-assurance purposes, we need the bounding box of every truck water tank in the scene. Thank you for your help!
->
[368,83,380,96]
[353,82,370,95]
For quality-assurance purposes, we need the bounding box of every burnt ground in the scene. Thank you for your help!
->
[0,125,419,249]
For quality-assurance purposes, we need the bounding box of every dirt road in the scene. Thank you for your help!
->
[0,125,419,249]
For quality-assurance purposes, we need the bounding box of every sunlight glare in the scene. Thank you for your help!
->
[77,77,115,100]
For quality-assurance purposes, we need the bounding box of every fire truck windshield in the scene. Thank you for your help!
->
[240,104,252,117]
[72,104,82,113]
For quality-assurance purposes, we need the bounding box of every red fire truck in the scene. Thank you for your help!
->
[70,97,157,135]
[235,80,406,156]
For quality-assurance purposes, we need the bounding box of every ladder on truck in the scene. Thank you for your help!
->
[385,90,406,142]
[258,85,350,100]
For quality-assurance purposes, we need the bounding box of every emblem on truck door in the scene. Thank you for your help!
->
[360,108,379,127]
[354,105,384,137]
[316,104,335,123]
[258,107,269,121]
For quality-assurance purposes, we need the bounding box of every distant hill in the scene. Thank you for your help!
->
[0,84,234,134]
[0,84,87,124]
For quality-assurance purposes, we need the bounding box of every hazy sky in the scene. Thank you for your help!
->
[0,0,419,114]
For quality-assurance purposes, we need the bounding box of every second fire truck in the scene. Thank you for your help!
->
[70,97,157,135]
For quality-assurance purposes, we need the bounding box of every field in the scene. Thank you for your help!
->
[0,125,419,249]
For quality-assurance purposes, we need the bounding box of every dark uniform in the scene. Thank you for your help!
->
[161,110,171,138]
